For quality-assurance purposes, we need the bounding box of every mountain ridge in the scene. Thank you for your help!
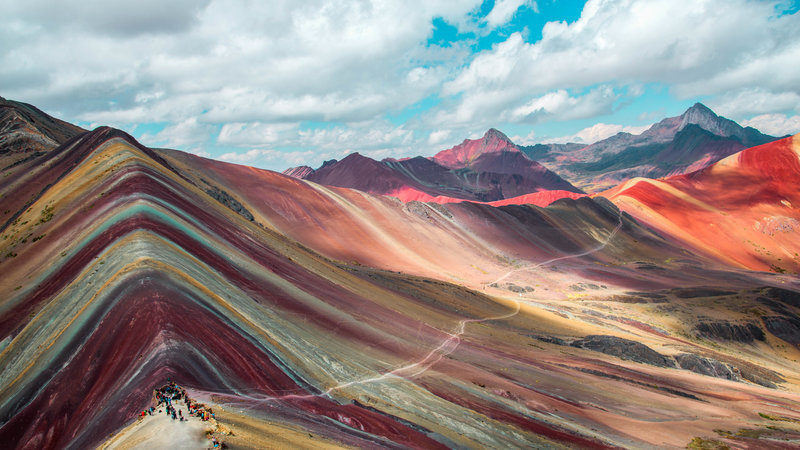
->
[521,102,780,191]
[0,96,85,155]
[287,103,782,197]
[286,142,584,206]
[3,100,800,448]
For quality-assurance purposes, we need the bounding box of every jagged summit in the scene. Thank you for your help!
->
[432,127,520,169]
[0,97,85,154]
[641,102,771,146]
[482,127,513,144]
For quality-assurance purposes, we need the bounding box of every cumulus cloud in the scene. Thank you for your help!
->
[550,123,651,145]
[485,0,535,28]
[4,0,210,36]
[218,149,280,165]
[444,0,800,127]
[741,114,800,137]
[217,122,299,147]
[1,0,479,125]
[710,88,800,119]
[141,117,214,149]
[296,123,414,154]
[428,130,451,145]
[1,0,798,170]
[508,86,617,123]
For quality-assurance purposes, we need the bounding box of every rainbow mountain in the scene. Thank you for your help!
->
[1,98,800,448]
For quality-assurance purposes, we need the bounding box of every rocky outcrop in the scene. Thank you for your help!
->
[531,335,568,346]
[204,185,254,222]
[618,292,668,303]
[489,282,534,293]
[760,287,800,308]
[0,97,84,154]
[570,335,675,367]
[674,353,782,388]
[695,321,765,343]
[675,354,739,381]
[762,316,800,345]
[671,287,736,298]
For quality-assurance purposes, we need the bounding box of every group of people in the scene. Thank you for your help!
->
[154,381,188,421]
[137,380,225,448]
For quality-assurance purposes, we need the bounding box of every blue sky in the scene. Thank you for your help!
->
[2,0,799,170]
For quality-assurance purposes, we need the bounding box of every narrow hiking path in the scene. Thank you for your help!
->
[232,211,625,405]
[105,211,624,448]
[487,211,624,287]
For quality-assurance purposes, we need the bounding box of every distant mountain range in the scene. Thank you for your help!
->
[286,128,584,206]
[522,103,779,191]
[286,103,782,199]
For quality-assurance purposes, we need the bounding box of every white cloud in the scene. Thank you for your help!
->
[550,122,651,144]
[3,0,210,36]
[2,0,799,171]
[709,88,800,119]
[508,86,617,123]
[1,0,480,126]
[741,114,800,137]
[297,123,414,154]
[485,0,534,28]
[218,148,278,164]
[141,117,214,148]
[428,129,451,145]
[217,122,299,147]
[444,0,800,127]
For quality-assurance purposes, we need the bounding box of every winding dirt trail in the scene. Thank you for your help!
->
[233,211,624,404]
[487,211,624,286]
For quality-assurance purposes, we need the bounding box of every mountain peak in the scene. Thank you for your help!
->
[483,128,512,142]
[432,128,519,168]
[681,102,720,123]
[640,102,750,143]
[677,103,748,140]
[686,102,715,115]
[0,97,85,153]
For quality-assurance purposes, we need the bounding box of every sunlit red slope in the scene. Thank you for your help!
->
[604,134,800,273]
[162,147,699,291]
[381,186,586,207]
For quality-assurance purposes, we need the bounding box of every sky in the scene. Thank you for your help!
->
[2,0,800,170]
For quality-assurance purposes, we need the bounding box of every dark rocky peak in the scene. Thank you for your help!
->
[482,128,514,146]
[643,102,773,146]
[0,97,85,154]
[319,159,337,169]
[678,102,739,137]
